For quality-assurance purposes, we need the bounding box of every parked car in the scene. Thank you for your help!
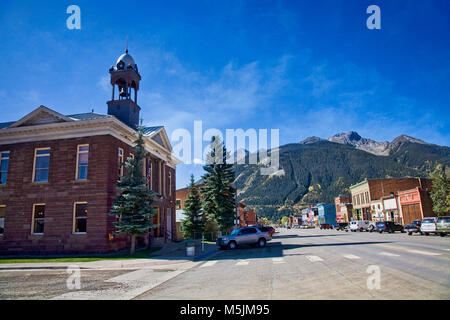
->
[319,223,333,230]
[367,221,377,232]
[216,226,272,249]
[335,222,349,231]
[376,221,405,233]
[436,216,450,237]
[404,219,423,236]
[420,217,438,236]
[349,220,370,232]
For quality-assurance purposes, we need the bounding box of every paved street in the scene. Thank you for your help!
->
[0,228,449,300]
[137,228,450,300]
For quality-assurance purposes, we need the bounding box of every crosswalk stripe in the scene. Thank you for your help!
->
[272,257,286,264]
[343,254,360,260]
[236,260,249,266]
[200,261,217,268]
[406,249,442,256]
[379,251,400,257]
[305,255,323,262]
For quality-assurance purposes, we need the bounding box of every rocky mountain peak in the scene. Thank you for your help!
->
[299,136,325,145]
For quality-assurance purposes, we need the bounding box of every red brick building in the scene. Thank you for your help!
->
[334,195,353,222]
[398,187,435,225]
[350,178,432,221]
[0,50,180,255]
[238,202,257,227]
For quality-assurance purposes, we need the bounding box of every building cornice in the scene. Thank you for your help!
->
[0,117,181,166]
[349,179,369,190]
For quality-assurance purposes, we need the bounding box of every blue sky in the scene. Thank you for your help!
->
[0,0,449,188]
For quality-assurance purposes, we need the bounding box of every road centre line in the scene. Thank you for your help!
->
[379,251,400,257]
[305,255,324,262]
[374,243,443,256]
[200,260,217,268]
[272,257,285,264]
[343,254,361,260]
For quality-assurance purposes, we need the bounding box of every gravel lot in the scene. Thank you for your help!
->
[0,269,129,300]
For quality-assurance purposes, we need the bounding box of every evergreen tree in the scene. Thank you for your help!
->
[109,127,158,255]
[201,136,236,233]
[430,165,450,216]
[182,175,204,239]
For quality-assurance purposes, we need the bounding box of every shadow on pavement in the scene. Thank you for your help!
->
[272,234,351,239]
[207,240,393,260]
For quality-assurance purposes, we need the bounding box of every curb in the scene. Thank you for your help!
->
[0,266,90,271]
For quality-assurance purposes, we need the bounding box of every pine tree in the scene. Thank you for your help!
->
[109,127,158,255]
[430,165,450,216]
[181,175,204,239]
[201,136,236,233]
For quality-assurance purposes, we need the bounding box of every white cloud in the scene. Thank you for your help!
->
[97,75,110,92]
[139,50,290,135]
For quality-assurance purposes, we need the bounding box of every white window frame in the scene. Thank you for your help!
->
[31,203,46,235]
[32,148,51,183]
[73,202,88,234]
[168,171,172,196]
[158,161,162,194]
[118,148,124,178]
[0,151,10,185]
[163,164,166,196]
[75,144,89,180]
[147,160,152,190]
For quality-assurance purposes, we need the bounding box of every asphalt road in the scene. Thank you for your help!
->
[137,228,450,300]
[1,228,448,300]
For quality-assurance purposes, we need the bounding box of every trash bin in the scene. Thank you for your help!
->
[186,239,195,257]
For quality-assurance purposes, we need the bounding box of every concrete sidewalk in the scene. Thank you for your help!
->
[0,241,222,300]
[0,241,219,271]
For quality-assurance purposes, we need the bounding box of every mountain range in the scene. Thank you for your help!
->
[301,131,431,156]
[233,132,449,221]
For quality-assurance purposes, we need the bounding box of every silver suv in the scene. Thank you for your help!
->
[217,226,272,250]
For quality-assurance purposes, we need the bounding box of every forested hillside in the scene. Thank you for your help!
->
[233,137,450,222]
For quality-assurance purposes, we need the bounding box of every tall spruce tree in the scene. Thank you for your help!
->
[181,175,204,239]
[109,127,158,255]
[201,136,236,233]
[430,165,450,216]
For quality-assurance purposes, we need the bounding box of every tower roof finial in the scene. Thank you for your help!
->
[126,35,128,54]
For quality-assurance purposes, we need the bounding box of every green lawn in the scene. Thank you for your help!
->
[0,247,161,264]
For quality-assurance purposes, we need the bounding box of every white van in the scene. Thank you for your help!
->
[349,220,370,232]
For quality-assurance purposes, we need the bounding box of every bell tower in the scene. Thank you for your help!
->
[107,48,141,128]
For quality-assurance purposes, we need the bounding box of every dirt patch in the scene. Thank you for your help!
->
[0,269,129,300]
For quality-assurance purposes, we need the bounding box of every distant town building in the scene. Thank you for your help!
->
[379,194,401,223]
[334,196,353,222]
[238,202,258,227]
[398,187,435,225]
[317,203,337,226]
[349,178,431,221]
[301,207,317,225]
